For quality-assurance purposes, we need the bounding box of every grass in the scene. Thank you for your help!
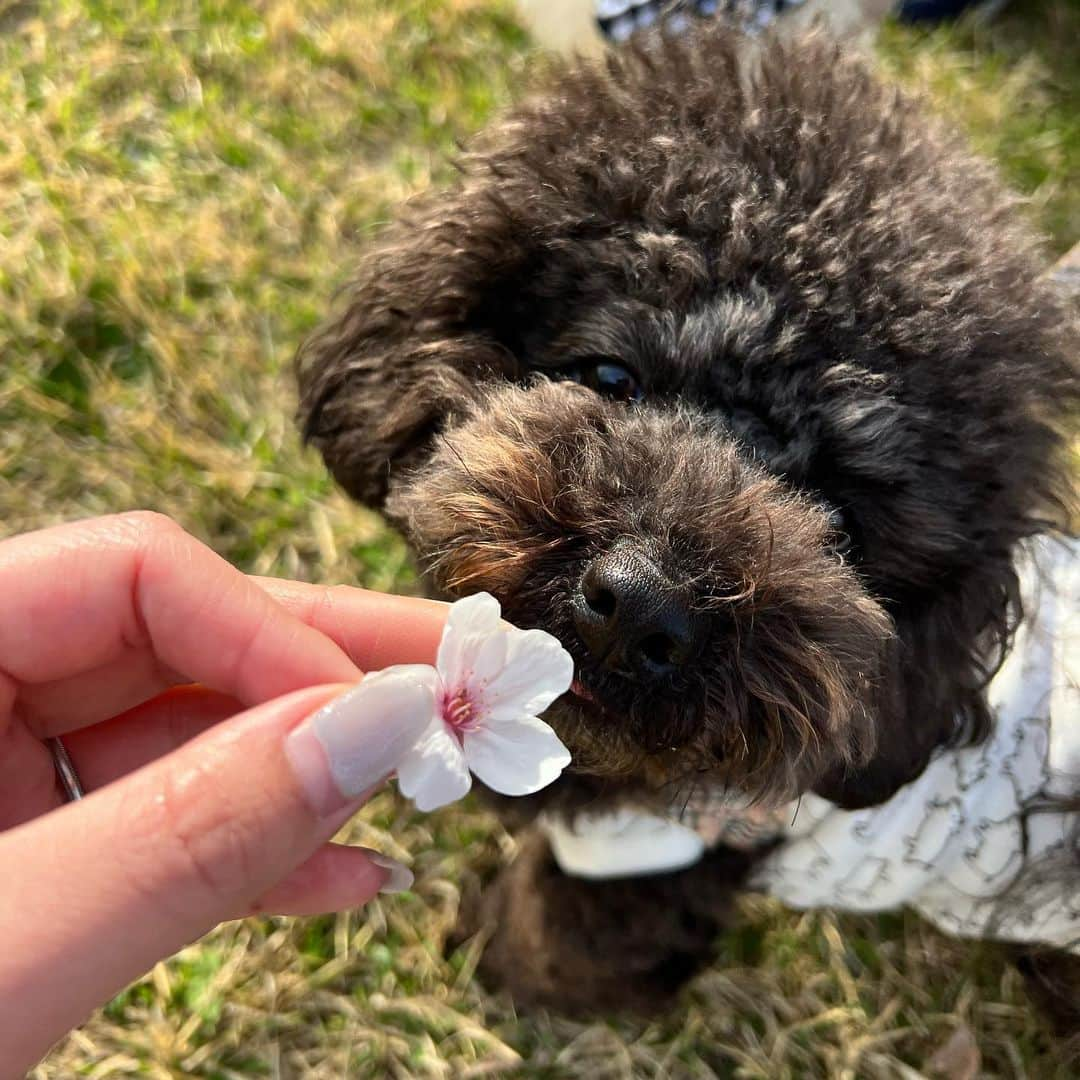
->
[877,0,1079,256]
[2,0,1075,1076]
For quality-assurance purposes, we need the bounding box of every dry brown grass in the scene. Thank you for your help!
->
[2,1,1075,1076]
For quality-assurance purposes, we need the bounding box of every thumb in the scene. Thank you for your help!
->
[0,672,433,1075]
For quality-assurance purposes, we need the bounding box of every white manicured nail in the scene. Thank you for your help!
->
[284,667,436,817]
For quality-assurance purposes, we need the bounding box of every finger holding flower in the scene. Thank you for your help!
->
[0,513,574,1075]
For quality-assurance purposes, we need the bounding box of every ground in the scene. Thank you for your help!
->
[2,0,1076,1076]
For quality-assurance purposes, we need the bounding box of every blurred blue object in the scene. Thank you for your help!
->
[897,0,1006,21]
[595,0,1009,44]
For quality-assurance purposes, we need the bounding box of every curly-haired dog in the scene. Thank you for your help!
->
[296,30,1079,1032]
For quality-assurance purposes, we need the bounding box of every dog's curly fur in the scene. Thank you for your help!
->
[297,29,1078,1027]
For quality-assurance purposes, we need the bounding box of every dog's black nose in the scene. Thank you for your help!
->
[573,547,702,679]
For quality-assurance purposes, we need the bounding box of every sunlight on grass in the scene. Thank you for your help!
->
[1,0,528,585]
[878,0,1079,254]
[3,1,1074,1076]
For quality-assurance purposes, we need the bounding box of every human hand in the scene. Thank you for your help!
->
[0,512,451,1076]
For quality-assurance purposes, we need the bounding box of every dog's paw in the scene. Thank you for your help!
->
[1010,946,1080,1046]
[454,828,746,1015]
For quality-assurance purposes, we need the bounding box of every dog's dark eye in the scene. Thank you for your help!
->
[557,358,643,403]
[821,503,854,560]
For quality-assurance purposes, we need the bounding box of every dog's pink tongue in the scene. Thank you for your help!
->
[570,678,596,704]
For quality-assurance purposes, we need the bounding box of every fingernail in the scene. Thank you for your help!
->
[363,849,414,894]
[285,668,435,817]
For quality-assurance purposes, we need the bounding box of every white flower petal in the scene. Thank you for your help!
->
[396,720,472,811]
[464,630,509,690]
[436,593,503,684]
[464,715,572,796]
[484,629,575,722]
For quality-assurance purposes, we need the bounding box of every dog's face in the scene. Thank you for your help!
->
[298,33,1074,809]
[381,292,894,803]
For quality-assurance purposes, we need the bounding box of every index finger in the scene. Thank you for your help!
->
[0,513,361,718]
[250,578,449,672]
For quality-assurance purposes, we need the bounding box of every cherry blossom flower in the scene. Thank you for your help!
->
[393,593,574,812]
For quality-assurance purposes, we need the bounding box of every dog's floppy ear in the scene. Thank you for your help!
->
[814,554,1021,809]
[296,195,527,506]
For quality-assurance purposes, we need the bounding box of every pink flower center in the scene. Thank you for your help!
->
[441,686,481,741]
